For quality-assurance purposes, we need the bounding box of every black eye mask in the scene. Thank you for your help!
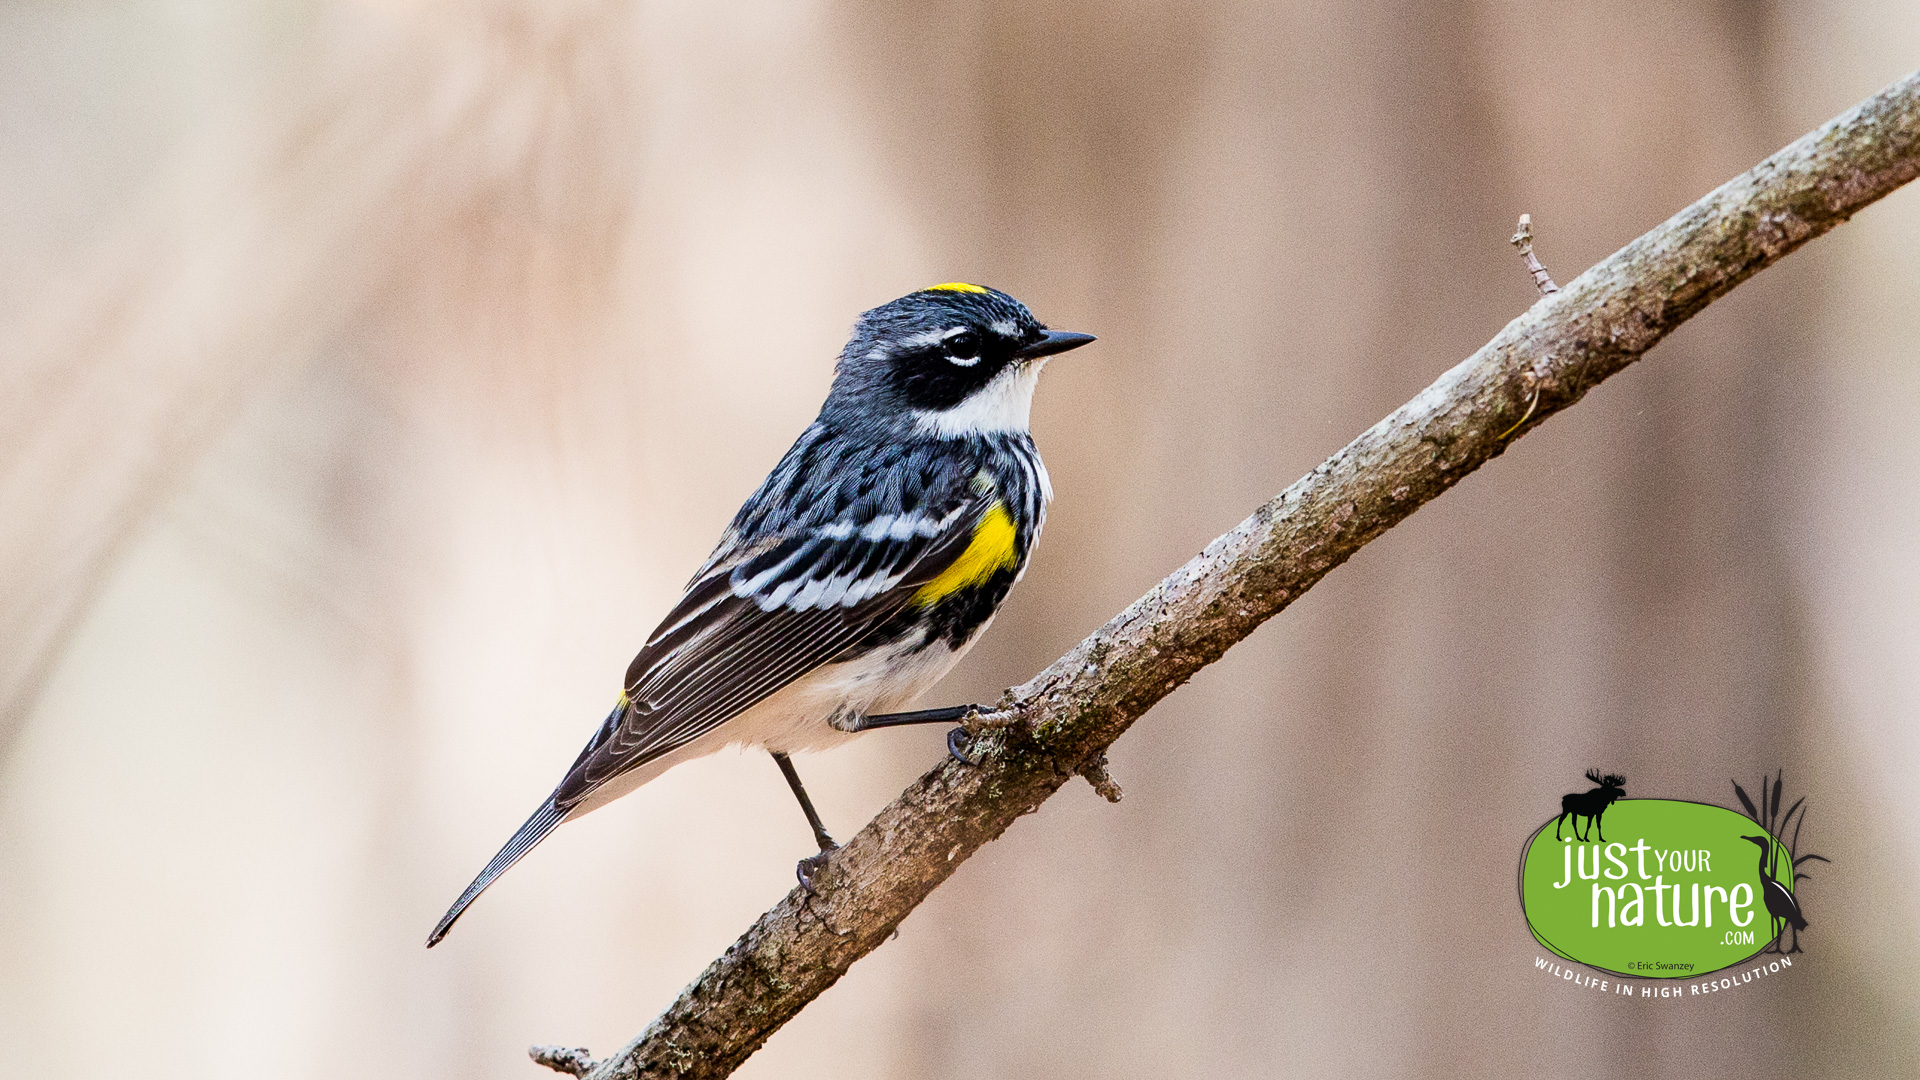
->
[892,333,1015,412]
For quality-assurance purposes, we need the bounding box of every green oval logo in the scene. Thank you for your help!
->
[1519,799,1796,978]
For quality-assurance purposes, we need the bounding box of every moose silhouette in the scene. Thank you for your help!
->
[1554,769,1626,842]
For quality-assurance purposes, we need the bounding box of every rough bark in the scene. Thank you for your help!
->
[556,69,1920,1080]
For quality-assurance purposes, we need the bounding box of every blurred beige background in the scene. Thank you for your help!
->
[2,1,1916,1077]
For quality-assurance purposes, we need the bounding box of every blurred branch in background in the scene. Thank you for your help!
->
[0,4,634,759]
[532,69,1920,1080]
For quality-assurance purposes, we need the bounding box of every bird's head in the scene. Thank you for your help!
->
[822,283,1094,437]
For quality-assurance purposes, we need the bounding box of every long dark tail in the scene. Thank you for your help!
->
[427,800,566,947]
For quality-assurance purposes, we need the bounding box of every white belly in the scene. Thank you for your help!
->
[563,626,981,818]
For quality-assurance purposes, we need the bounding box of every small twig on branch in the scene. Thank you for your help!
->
[552,70,1920,1080]
[532,1046,600,1077]
[1077,753,1124,803]
[1510,213,1561,295]
[1497,213,1554,439]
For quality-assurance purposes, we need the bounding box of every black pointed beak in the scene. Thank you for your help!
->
[1017,330,1096,359]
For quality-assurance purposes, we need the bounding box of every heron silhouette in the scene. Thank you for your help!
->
[1732,771,1828,955]
[1741,834,1808,953]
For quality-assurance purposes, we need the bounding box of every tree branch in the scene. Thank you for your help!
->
[553,69,1920,1080]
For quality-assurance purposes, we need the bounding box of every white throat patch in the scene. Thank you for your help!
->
[912,360,1046,437]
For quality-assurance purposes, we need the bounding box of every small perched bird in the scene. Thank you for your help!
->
[428,283,1093,946]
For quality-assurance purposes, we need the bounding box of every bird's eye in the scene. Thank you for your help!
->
[945,329,981,365]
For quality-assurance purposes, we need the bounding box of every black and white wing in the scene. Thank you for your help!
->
[555,492,994,805]
[427,464,994,945]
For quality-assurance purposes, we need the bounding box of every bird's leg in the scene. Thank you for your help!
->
[771,751,836,892]
[849,704,1000,765]
[851,704,980,729]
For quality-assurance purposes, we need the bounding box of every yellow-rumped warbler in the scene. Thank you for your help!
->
[428,283,1093,946]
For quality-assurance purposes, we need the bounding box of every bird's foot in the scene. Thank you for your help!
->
[946,704,1026,765]
[853,702,1018,765]
[796,844,838,894]
[947,726,983,766]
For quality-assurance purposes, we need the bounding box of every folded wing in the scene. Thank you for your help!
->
[426,473,997,945]
[555,492,992,806]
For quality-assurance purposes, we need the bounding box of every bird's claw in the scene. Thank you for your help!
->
[947,726,982,766]
[796,845,837,894]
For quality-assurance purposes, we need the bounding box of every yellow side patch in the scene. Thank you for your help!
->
[924,281,988,294]
[915,502,1019,606]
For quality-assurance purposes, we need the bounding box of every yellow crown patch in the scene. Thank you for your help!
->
[923,281,989,295]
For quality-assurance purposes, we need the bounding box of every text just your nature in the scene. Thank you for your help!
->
[1553,837,1756,934]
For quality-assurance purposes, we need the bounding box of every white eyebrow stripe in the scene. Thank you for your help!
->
[903,329,949,347]
[990,320,1018,337]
